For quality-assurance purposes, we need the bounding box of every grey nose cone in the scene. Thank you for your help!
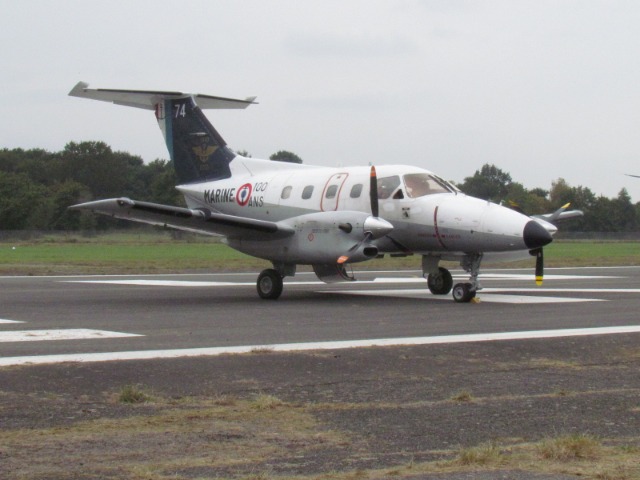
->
[523,220,553,249]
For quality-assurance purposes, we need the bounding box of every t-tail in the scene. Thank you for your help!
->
[69,81,257,184]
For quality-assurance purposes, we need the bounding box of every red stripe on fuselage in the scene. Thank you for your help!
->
[433,206,448,250]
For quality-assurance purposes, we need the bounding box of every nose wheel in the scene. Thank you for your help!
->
[453,253,483,303]
[452,283,476,303]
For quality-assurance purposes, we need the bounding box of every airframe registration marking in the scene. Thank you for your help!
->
[1,326,640,367]
[0,329,142,343]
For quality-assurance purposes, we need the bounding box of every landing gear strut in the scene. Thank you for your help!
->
[453,253,483,303]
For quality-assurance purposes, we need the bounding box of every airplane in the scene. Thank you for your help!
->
[68,81,582,302]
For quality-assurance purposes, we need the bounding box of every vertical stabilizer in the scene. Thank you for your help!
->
[69,82,257,185]
[157,96,235,184]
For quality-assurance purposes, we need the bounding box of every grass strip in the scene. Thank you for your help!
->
[0,233,639,275]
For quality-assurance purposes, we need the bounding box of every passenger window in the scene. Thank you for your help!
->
[325,185,338,199]
[302,185,314,199]
[281,186,292,199]
[350,183,363,198]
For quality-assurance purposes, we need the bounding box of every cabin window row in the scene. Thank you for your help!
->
[281,184,365,200]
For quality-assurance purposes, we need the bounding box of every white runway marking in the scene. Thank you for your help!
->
[331,289,605,304]
[1,326,639,367]
[63,273,635,304]
[63,273,620,288]
[485,288,640,294]
[0,329,143,343]
[473,273,621,280]
[0,319,25,324]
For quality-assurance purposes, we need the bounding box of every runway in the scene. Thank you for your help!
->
[3,266,640,478]
[1,266,639,366]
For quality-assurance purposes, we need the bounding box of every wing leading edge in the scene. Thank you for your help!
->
[69,198,294,240]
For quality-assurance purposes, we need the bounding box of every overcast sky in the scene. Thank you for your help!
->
[2,0,639,200]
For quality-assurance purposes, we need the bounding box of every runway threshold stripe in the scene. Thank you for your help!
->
[1,326,640,367]
[0,319,24,324]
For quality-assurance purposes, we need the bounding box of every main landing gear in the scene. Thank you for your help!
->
[256,263,296,300]
[426,266,453,295]
[256,269,284,300]
[423,254,483,303]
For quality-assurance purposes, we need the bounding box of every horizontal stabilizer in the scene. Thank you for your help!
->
[69,81,257,110]
[69,198,294,240]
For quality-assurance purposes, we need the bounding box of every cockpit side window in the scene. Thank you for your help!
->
[403,173,451,198]
[377,175,401,199]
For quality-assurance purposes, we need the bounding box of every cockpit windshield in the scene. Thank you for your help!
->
[403,173,456,198]
[377,175,401,199]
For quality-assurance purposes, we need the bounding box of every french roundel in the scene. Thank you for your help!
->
[236,183,253,206]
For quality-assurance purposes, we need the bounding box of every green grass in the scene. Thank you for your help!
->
[118,384,153,404]
[0,231,639,275]
[0,233,269,275]
[543,240,640,267]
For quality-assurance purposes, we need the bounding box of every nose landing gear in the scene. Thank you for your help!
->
[453,253,483,303]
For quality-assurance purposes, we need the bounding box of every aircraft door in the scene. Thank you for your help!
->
[321,173,349,211]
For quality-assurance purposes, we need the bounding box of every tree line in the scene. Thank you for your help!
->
[0,142,638,232]
[458,164,639,232]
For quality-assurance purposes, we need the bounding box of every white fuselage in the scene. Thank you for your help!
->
[177,156,538,264]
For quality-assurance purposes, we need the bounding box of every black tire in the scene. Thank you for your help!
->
[257,269,283,300]
[452,282,476,303]
[427,267,453,295]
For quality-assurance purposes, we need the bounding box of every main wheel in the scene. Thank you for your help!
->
[452,282,476,303]
[427,267,453,295]
[257,269,284,300]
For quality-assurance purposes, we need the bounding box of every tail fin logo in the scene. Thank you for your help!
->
[191,134,218,164]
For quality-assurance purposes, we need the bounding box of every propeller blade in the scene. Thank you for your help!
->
[534,248,544,286]
[548,203,571,222]
[370,166,379,218]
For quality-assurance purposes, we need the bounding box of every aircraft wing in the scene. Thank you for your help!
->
[69,198,294,240]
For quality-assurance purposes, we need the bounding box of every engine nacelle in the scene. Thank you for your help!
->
[279,210,389,264]
[227,210,391,265]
